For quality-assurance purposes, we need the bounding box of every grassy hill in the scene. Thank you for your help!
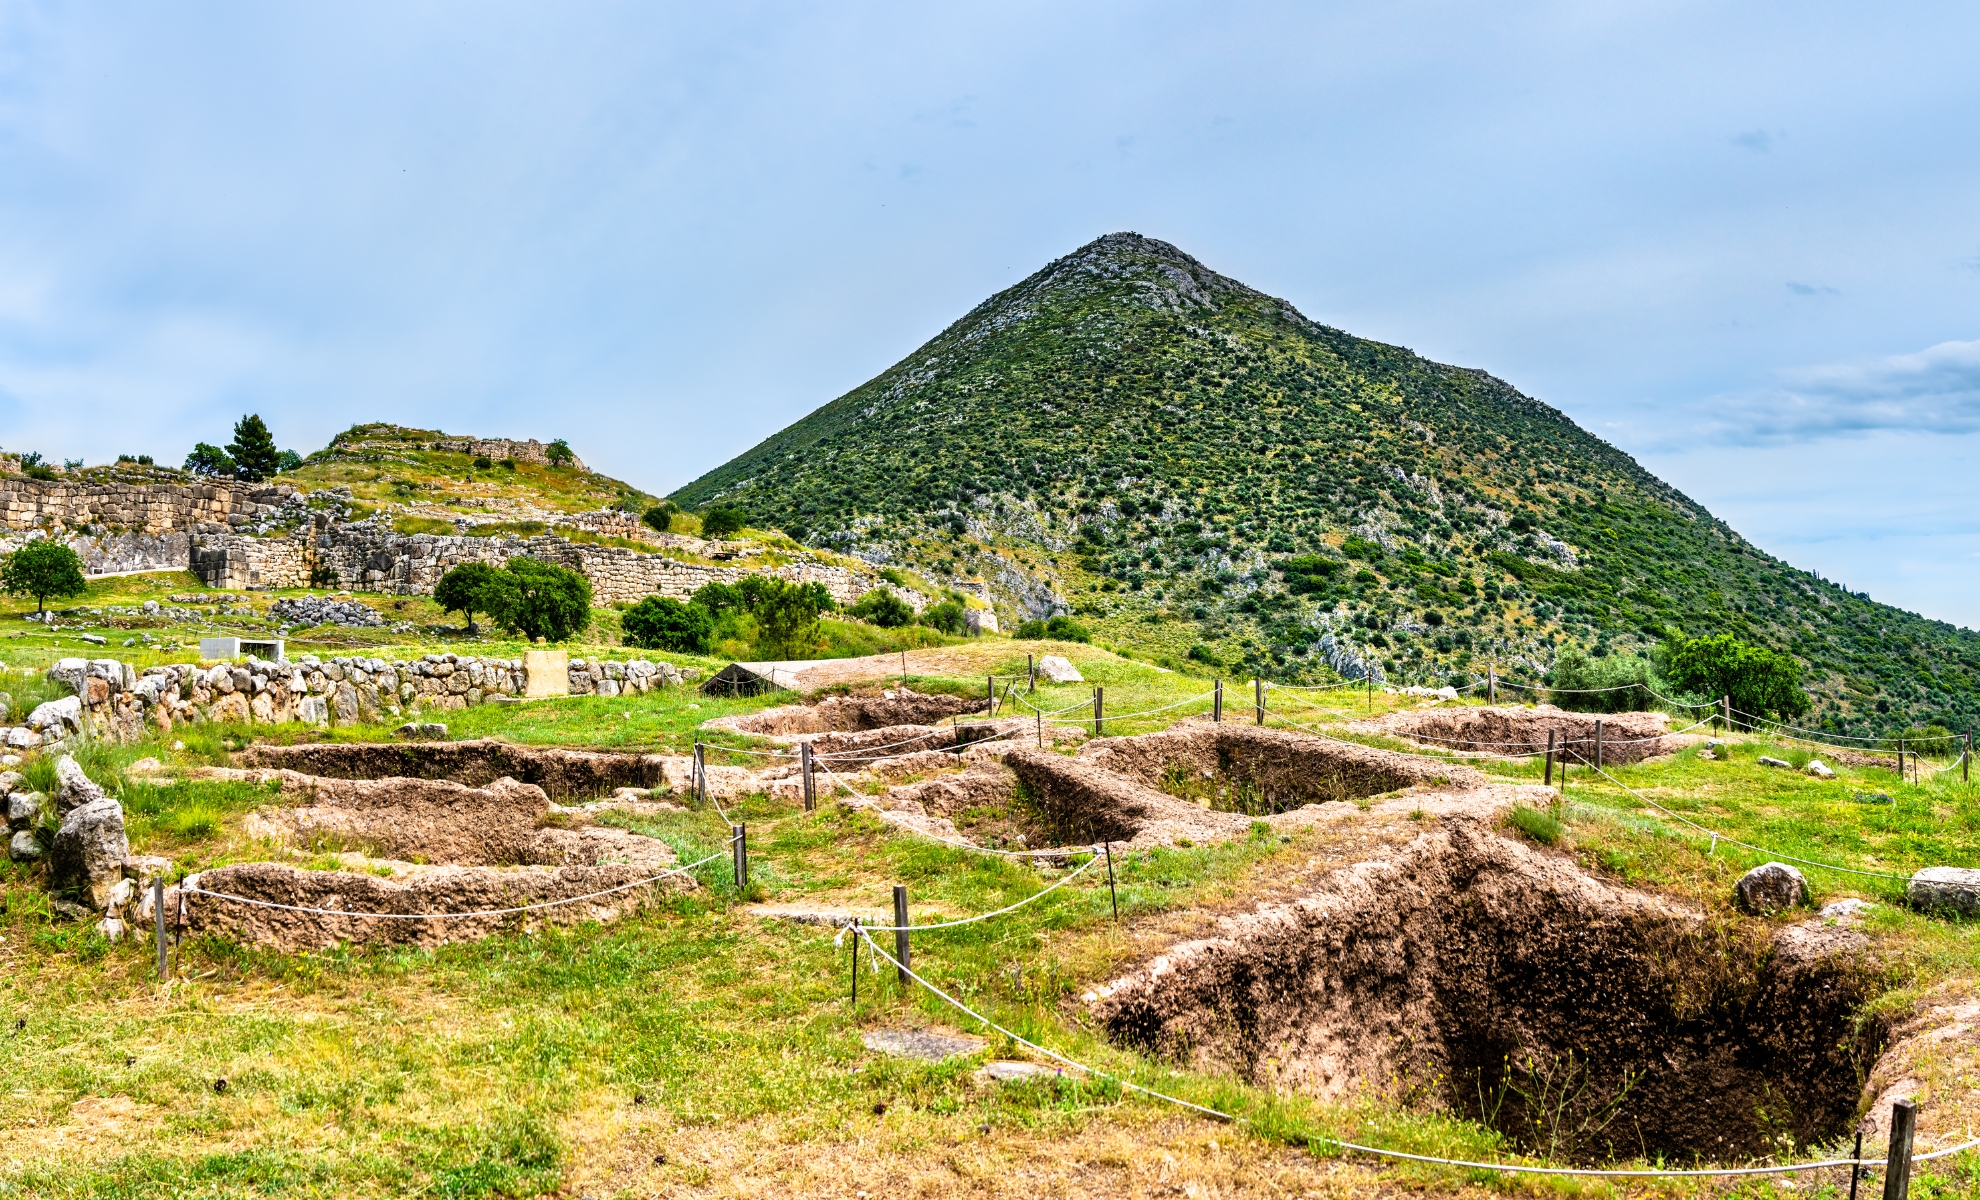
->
[673,232,1980,739]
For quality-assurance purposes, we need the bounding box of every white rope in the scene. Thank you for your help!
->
[183,849,730,920]
[851,927,1966,1178]
[837,853,1104,934]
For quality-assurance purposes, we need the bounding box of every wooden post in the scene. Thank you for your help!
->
[1028,653,1035,693]
[1850,1130,1862,1200]
[1595,720,1604,773]
[1488,665,1496,705]
[892,885,911,987]
[1213,679,1223,722]
[1036,710,1042,748]
[1722,694,1732,732]
[1898,737,1905,784]
[1093,687,1104,737]
[1965,731,1971,784]
[1254,678,1264,726]
[850,919,859,1006]
[988,675,995,717]
[1545,729,1555,788]
[693,743,706,809]
[153,877,167,981]
[801,741,815,812]
[1884,1097,1917,1200]
[1104,843,1119,922]
[731,824,747,891]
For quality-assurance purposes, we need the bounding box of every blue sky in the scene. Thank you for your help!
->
[2,3,1976,625]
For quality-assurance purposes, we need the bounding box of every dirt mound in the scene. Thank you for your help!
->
[1090,817,1885,1163]
[704,689,986,737]
[1080,721,1485,809]
[238,739,665,799]
[1384,705,1677,764]
[174,857,689,951]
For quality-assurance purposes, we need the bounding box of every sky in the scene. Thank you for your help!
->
[1,2,1976,626]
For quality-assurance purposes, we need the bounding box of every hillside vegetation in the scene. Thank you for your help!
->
[674,233,1980,739]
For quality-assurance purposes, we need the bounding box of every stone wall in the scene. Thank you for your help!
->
[190,535,311,591]
[432,437,585,470]
[0,478,297,537]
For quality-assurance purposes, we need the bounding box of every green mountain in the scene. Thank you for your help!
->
[675,233,1979,738]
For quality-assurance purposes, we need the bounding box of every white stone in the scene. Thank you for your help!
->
[1756,756,1792,769]
[1735,862,1807,914]
[26,695,81,732]
[1036,655,1084,684]
[1804,760,1836,779]
[1909,867,1980,916]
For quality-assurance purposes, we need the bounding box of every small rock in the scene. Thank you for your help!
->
[127,757,164,776]
[78,633,107,645]
[0,769,24,795]
[7,790,42,829]
[1757,756,1792,769]
[1736,862,1808,914]
[1697,750,1718,761]
[861,1029,988,1061]
[1804,760,1836,779]
[49,898,95,921]
[979,1061,1052,1082]
[8,830,41,861]
[54,755,107,816]
[1908,867,1980,917]
[1035,655,1084,684]
[102,877,134,911]
[25,695,80,733]
[95,916,125,941]
[1820,898,1876,922]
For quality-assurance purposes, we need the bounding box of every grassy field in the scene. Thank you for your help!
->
[9,636,1980,1196]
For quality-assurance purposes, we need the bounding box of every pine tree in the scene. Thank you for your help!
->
[226,414,282,482]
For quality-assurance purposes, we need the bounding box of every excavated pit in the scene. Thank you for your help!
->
[702,688,987,737]
[172,772,690,951]
[1090,817,1886,1164]
[1383,706,1680,764]
[238,739,667,799]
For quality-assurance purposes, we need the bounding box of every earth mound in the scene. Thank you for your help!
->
[702,688,987,737]
[1383,706,1679,764]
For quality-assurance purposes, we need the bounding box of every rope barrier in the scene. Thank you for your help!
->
[1731,706,1962,748]
[182,849,732,920]
[842,852,1105,933]
[849,927,1972,1179]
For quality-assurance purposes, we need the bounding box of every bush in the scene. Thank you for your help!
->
[622,596,714,653]
[642,503,677,533]
[850,587,914,628]
[1883,724,1960,758]
[433,561,513,634]
[1187,642,1222,667]
[751,580,824,659]
[497,557,592,642]
[1044,615,1090,643]
[700,507,747,539]
[546,439,575,467]
[473,455,493,470]
[1662,633,1809,720]
[1549,647,1653,712]
[919,600,967,636]
[183,442,236,477]
[0,540,87,614]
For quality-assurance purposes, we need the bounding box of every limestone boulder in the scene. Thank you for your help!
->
[1907,867,1980,917]
[26,695,81,733]
[1735,862,1808,915]
[1036,655,1084,684]
[8,830,41,861]
[7,790,44,829]
[54,754,106,816]
[49,798,131,908]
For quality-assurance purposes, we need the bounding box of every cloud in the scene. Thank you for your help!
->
[1695,338,1980,444]
[1786,281,1838,296]
[1732,129,1774,153]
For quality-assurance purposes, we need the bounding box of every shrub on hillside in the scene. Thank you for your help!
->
[1045,615,1090,643]
[700,507,747,538]
[0,540,87,614]
[850,587,913,628]
[919,600,967,636]
[1882,724,1959,757]
[751,580,825,659]
[622,596,714,654]
[1662,632,1810,720]
[497,557,593,643]
[643,503,677,533]
[1548,647,1653,713]
[433,561,512,634]
[546,438,575,467]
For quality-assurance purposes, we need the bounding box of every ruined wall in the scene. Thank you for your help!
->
[0,478,297,536]
[190,535,311,591]
[431,437,585,470]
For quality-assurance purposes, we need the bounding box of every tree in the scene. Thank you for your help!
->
[226,414,282,482]
[184,443,236,477]
[433,561,514,634]
[1548,646,1652,713]
[750,579,823,659]
[1662,633,1810,720]
[919,599,967,636]
[642,503,677,533]
[700,507,747,538]
[850,587,913,628]
[691,580,744,617]
[497,557,592,642]
[622,596,714,653]
[545,439,575,467]
[1,540,87,614]
[276,450,304,473]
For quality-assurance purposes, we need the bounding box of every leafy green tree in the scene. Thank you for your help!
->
[850,586,913,628]
[622,596,714,653]
[691,580,744,617]
[276,450,304,473]
[1044,615,1091,643]
[433,561,514,633]
[497,557,593,642]
[919,600,967,636]
[226,414,282,482]
[750,579,824,659]
[1,540,87,614]
[545,439,575,467]
[1547,647,1652,713]
[183,443,236,477]
[642,503,677,533]
[700,507,747,538]
[1663,633,1810,720]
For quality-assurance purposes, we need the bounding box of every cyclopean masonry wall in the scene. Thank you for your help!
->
[0,477,306,576]
[191,519,926,608]
[431,437,584,469]
[2,653,700,748]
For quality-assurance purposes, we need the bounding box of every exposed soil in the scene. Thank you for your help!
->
[1090,816,1886,1164]
[1383,705,1680,764]
[701,689,988,737]
[238,738,667,799]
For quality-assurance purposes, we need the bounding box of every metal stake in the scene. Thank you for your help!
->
[1028,653,1035,693]
[1884,1097,1917,1199]
[1850,1130,1863,1200]
[1104,842,1119,921]
[1488,664,1496,705]
[851,919,859,1006]
[731,824,747,891]
[801,741,815,812]
[988,675,995,717]
[892,885,911,987]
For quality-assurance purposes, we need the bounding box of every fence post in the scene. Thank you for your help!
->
[1104,842,1119,922]
[1036,710,1042,748]
[1722,695,1731,732]
[1851,1130,1863,1200]
[1884,1097,1917,1199]
[850,918,859,1006]
[1966,731,1971,784]
[153,876,167,981]
[1898,738,1905,784]
[1595,720,1604,772]
[988,675,995,717]
[1213,679,1223,722]
[693,743,706,809]
[1545,729,1555,788]
[731,824,747,891]
[1488,665,1496,705]
[892,885,911,987]
[1028,653,1035,693]
[1254,678,1264,726]
[1093,687,1104,737]
[801,741,815,812]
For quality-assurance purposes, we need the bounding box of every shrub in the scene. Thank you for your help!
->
[751,580,824,659]
[1549,647,1653,713]
[433,561,513,634]
[1187,642,1222,667]
[700,507,747,539]
[622,596,714,653]
[546,439,575,467]
[1883,724,1959,758]
[473,455,493,470]
[497,557,592,642]
[850,587,913,628]
[919,600,967,636]
[642,503,677,533]
[1044,615,1090,643]
[0,540,87,614]
[1015,618,1045,639]
[275,450,301,472]
[1662,633,1809,720]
